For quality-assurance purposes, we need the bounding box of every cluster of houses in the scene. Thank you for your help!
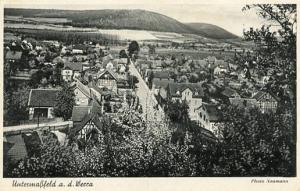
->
[4,32,139,126]
[136,55,281,135]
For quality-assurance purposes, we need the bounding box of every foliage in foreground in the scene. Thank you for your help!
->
[5,105,295,177]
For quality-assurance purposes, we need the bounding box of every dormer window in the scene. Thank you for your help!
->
[176,91,180,95]
[195,92,198,96]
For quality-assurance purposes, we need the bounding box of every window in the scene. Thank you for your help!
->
[200,112,202,118]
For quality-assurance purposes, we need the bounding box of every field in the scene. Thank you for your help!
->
[4,22,211,42]
[156,48,235,60]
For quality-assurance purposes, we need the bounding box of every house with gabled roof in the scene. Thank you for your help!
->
[70,101,103,146]
[28,89,60,120]
[197,103,223,136]
[96,69,118,93]
[61,61,83,82]
[213,60,229,77]
[72,79,92,106]
[252,90,279,113]
[167,82,204,121]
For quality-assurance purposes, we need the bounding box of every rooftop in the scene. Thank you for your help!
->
[168,82,204,98]
[28,89,60,107]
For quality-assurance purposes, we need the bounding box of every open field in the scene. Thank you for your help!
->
[4,23,212,42]
[156,48,235,60]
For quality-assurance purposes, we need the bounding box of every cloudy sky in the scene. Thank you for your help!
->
[4,3,267,36]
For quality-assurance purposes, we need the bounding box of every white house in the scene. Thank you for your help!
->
[61,62,83,82]
[73,79,91,106]
[167,82,204,121]
[197,103,223,136]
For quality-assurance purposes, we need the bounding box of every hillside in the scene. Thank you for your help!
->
[186,23,239,39]
[5,8,238,40]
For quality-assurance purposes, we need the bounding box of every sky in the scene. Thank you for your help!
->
[4,3,267,36]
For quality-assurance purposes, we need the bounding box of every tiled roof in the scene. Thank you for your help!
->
[73,44,87,50]
[5,51,22,60]
[98,69,118,81]
[72,106,92,122]
[168,82,204,98]
[152,78,173,89]
[252,91,280,101]
[229,98,258,108]
[74,79,91,98]
[70,112,102,138]
[64,61,83,71]
[153,71,170,79]
[5,134,28,163]
[28,89,60,107]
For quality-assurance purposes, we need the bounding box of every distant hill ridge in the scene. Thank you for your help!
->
[5,8,239,40]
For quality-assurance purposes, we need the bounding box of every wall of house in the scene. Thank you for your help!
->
[61,69,73,82]
[189,98,202,121]
[181,89,202,121]
[198,108,212,131]
[29,107,54,120]
[97,79,117,92]
[74,88,90,106]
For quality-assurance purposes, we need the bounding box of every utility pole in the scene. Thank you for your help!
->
[37,101,40,128]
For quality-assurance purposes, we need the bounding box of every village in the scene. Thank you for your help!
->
[3,3,297,178]
[4,31,287,166]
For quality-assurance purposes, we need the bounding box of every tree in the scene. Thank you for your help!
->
[189,73,199,83]
[165,100,190,125]
[147,71,154,89]
[6,110,198,177]
[53,83,75,120]
[148,44,156,55]
[213,105,296,176]
[242,4,296,110]
[128,41,140,59]
[4,85,31,126]
[127,74,139,89]
[119,49,128,58]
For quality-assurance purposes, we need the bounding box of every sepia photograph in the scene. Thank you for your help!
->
[2,2,297,179]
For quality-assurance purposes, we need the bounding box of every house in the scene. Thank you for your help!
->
[96,69,118,93]
[72,44,87,54]
[197,103,223,136]
[167,82,204,121]
[252,91,279,113]
[61,62,83,82]
[214,60,228,77]
[72,105,93,125]
[221,87,240,102]
[72,79,92,106]
[70,101,103,145]
[229,98,258,109]
[229,62,239,71]
[28,89,60,120]
[151,60,162,69]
